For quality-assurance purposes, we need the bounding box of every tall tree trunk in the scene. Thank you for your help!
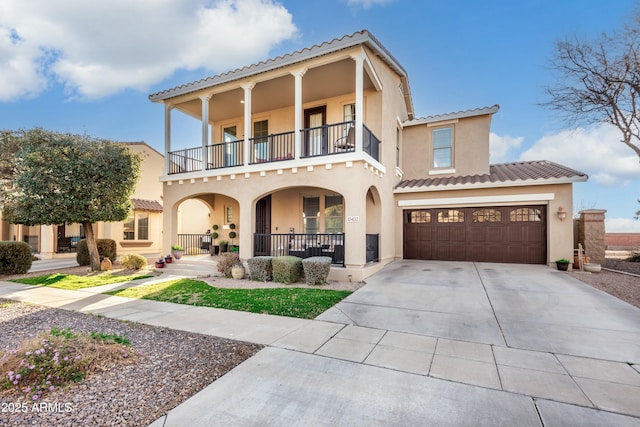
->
[82,220,100,271]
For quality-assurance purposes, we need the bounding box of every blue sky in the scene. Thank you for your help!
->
[1,0,639,231]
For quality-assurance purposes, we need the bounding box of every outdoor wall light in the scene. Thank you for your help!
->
[557,206,567,221]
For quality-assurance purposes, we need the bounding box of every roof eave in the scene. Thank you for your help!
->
[149,30,413,107]
[394,175,588,193]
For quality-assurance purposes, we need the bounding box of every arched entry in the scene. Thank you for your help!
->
[252,186,345,265]
[366,186,381,263]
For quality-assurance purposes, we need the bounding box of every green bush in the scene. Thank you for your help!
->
[217,252,239,277]
[120,254,148,270]
[247,256,273,281]
[0,241,33,274]
[76,239,117,266]
[272,256,303,284]
[302,256,332,285]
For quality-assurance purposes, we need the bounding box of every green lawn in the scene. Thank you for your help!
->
[12,273,152,290]
[106,279,352,319]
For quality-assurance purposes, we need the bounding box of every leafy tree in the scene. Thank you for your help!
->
[544,13,640,160]
[2,128,141,271]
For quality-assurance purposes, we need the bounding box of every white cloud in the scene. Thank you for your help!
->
[0,0,298,100]
[606,217,640,233]
[489,132,523,163]
[519,123,640,186]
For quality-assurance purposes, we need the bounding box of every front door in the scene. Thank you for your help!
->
[255,195,272,256]
[304,106,326,156]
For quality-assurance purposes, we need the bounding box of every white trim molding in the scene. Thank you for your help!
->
[397,193,555,208]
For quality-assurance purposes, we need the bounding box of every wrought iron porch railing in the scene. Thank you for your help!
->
[254,233,345,266]
[167,121,379,175]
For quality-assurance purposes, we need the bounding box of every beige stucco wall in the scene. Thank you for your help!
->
[393,182,576,264]
[401,115,492,180]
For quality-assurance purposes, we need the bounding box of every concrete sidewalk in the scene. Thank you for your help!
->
[1,261,640,426]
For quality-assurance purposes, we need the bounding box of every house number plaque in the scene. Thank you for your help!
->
[346,216,360,223]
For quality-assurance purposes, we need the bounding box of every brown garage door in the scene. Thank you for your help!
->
[403,205,547,264]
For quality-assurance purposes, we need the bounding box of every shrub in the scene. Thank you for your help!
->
[76,239,117,266]
[626,251,640,262]
[302,256,332,285]
[0,328,135,401]
[247,256,273,281]
[217,252,239,277]
[0,241,33,274]
[272,256,303,284]
[120,254,148,270]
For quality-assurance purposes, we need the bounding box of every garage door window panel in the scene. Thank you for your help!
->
[438,209,464,223]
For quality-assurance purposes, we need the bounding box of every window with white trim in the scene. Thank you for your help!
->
[432,127,453,169]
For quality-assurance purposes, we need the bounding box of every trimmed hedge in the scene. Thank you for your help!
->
[0,241,33,274]
[302,256,332,285]
[272,256,303,284]
[120,253,148,270]
[217,252,239,278]
[247,256,273,281]
[76,239,117,266]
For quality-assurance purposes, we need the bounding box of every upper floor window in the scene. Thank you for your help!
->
[343,104,355,123]
[432,127,453,169]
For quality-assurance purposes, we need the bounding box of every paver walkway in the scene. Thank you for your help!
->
[1,260,639,426]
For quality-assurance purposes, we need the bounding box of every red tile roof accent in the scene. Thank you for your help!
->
[132,198,163,212]
[395,160,588,190]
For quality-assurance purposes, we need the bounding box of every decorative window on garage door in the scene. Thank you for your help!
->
[437,209,465,223]
[472,209,501,223]
[408,210,431,223]
[510,207,542,222]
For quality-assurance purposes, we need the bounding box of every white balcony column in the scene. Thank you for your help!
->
[291,68,307,160]
[242,82,255,166]
[164,103,174,173]
[200,94,213,171]
[353,51,364,152]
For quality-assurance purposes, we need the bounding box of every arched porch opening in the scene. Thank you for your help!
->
[366,185,382,263]
[173,193,240,255]
[252,186,346,265]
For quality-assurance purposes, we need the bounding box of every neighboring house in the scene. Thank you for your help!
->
[0,142,165,259]
[149,30,587,281]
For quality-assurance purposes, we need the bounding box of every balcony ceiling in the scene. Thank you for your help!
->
[174,59,374,123]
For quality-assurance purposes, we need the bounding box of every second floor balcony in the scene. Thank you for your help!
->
[167,121,381,175]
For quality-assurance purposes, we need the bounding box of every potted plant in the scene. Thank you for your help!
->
[164,254,173,263]
[219,240,229,253]
[155,257,166,268]
[231,262,245,279]
[228,223,237,246]
[171,245,184,260]
[555,258,571,271]
[211,225,220,255]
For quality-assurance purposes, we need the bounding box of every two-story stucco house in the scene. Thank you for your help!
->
[149,30,587,281]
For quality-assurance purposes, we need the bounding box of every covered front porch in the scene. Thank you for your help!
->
[168,121,380,175]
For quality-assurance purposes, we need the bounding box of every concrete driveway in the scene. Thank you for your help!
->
[152,260,640,426]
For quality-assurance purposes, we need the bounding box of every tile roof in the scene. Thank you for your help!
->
[148,30,413,117]
[404,105,500,127]
[395,160,588,192]
[132,198,163,212]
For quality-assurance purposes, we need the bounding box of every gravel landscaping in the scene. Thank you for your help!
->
[568,257,640,309]
[0,301,262,427]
